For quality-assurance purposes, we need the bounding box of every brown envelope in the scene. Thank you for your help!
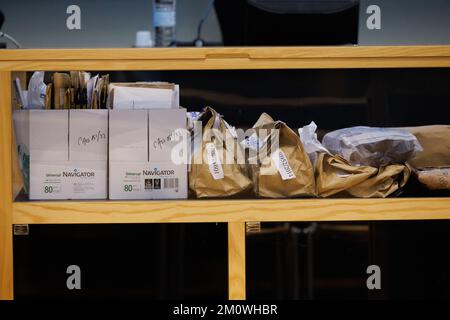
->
[100,74,109,109]
[45,83,52,110]
[63,88,73,109]
[53,72,70,109]
[107,81,177,109]
[189,107,253,198]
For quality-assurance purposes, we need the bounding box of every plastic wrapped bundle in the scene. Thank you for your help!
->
[322,126,423,167]
[298,122,412,198]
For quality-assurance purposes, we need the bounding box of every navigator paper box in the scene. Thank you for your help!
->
[13,109,108,200]
[109,108,188,200]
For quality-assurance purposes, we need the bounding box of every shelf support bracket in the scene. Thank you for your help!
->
[246,221,261,234]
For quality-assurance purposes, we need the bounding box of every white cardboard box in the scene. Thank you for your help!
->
[69,109,108,161]
[13,109,108,200]
[148,108,187,162]
[29,161,107,200]
[30,109,68,161]
[109,108,188,200]
[109,162,187,200]
[109,109,148,162]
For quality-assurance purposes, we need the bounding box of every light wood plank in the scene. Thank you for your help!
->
[2,46,450,60]
[11,72,25,199]
[0,71,14,300]
[228,222,246,300]
[12,198,450,224]
[1,46,450,70]
[2,57,450,71]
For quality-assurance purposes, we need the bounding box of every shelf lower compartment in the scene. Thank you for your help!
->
[12,197,450,224]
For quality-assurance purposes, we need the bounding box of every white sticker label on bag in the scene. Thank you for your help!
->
[206,143,224,180]
[271,149,296,180]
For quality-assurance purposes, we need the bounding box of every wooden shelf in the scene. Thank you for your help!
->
[2,46,450,300]
[12,197,450,224]
[1,46,450,71]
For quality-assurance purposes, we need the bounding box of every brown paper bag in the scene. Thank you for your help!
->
[404,125,450,169]
[316,153,410,198]
[346,164,410,198]
[189,107,253,198]
[402,126,450,191]
[316,153,377,197]
[251,114,315,198]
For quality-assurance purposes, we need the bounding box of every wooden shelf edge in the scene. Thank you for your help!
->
[12,197,450,224]
[1,46,450,70]
[2,46,450,60]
